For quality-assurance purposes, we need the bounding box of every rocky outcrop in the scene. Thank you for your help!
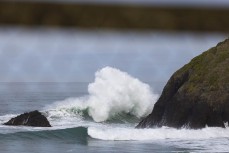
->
[4,110,51,127]
[137,38,229,129]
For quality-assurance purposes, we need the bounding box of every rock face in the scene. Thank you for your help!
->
[4,110,51,127]
[137,38,229,129]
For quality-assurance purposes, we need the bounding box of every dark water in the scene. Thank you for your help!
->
[0,82,193,153]
[0,127,188,153]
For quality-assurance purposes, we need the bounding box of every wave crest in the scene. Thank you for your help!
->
[45,67,159,123]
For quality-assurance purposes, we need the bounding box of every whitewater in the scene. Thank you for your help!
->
[44,66,158,123]
[1,67,229,152]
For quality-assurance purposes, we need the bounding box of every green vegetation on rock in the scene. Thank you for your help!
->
[137,38,229,129]
[176,39,229,105]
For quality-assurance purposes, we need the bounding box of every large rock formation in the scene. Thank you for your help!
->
[137,38,229,129]
[4,110,51,127]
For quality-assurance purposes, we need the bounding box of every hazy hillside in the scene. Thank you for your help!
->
[1,1,229,32]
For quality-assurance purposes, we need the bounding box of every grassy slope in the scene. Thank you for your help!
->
[175,39,229,105]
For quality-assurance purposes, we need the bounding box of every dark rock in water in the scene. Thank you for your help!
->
[4,110,51,127]
[137,38,229,129]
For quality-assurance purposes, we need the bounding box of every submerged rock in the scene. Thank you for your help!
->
[4,110,51,127]
[137,38,229,129]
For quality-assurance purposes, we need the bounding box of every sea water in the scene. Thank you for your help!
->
[0,68,229,153]
[0,27,228,153]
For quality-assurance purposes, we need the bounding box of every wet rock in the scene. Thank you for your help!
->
[137,38,229,129]
[4,110,51,127]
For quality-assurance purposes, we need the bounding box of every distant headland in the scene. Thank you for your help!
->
[0,1,229,32]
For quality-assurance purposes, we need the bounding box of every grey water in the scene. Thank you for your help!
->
[0,82,188,153]
[0,27,228,153]
[0,82,229,153]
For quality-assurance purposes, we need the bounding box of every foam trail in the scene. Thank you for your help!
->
[45,66,159,123]
[88,126,229,141]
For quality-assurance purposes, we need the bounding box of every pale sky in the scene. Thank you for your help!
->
[0,28,226,86]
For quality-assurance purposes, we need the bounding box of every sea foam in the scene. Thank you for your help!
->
[87,126,229,152]
[88,126,229,141]
[45,67,159,123]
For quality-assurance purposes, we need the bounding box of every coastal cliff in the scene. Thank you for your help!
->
[137,38,229,129]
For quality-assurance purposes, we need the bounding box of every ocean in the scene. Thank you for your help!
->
[0,74,229,153]
[0,27,228,153]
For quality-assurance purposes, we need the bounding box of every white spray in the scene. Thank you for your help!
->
[45,66,159,122]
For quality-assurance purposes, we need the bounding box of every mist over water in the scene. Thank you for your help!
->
[0,27,228,152]
[0,27,226,94]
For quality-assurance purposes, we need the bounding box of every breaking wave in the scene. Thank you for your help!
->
[45,66,159,123]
